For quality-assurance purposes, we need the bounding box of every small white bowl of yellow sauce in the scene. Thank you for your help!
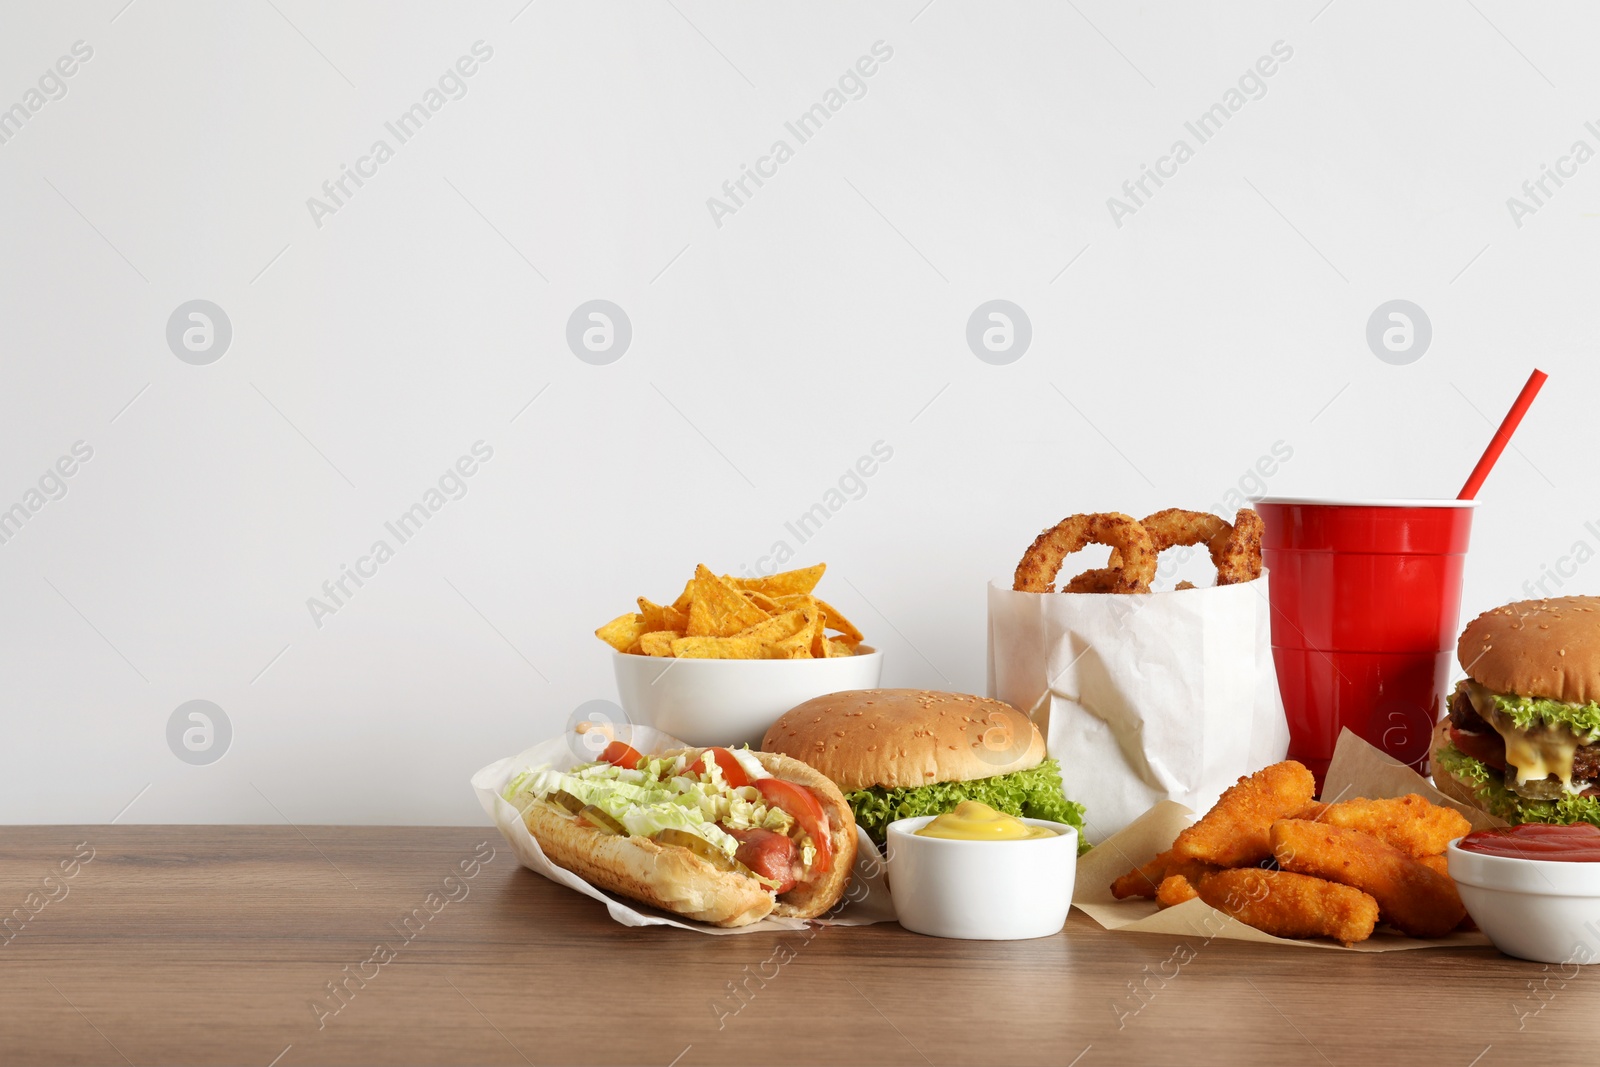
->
[885,801,1079,940]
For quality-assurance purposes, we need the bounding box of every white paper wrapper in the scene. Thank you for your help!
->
[1071,728,1496,951]
[987,575,1290,840]
[471,725,896,935]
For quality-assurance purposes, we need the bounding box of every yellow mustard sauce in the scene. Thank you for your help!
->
[914,800,1058,840]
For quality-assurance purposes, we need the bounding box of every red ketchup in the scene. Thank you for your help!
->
[1458,823,1600,862]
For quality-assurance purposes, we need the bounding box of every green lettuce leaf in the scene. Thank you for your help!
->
[1490,690,1600,738]
[844,758,1089,853]
[1435,742,1600,827]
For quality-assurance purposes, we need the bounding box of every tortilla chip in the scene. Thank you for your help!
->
[734,606,814,645]
[771,618,820,659]
[813,597,863,643]
[742,590,783,614]
[638,597,689,634]
[730,564,826,598]
[595,613,646,652]
[640,630,679,657]
[671,634,765,659]
[669,578,696,613]
[686,565,769,637]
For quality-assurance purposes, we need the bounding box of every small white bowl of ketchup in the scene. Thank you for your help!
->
[886,801,1078,940]
[1447,823,1600,964]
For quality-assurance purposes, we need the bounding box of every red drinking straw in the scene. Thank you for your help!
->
[1458,369,1549,499]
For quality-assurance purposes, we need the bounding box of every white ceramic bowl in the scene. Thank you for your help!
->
[1447,838,1600,964]
[885,815,1078,940]
[611,646,883,748]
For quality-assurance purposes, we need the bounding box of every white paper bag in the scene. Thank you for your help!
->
[471,725,896,935]
[987,576,1289,840]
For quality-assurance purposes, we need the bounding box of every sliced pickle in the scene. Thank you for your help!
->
[545,790,585,814]
[654,828,738,870]
[579,804,626,835]
[1509,773,1568,801]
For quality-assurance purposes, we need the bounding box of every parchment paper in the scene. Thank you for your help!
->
[988,575,1290,839]
[1070,728,1498,951]
[471,725,896,935]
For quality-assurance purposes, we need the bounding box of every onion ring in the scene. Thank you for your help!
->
[1061,568,1119,594]
[1143,508,1233,562]
[1014,512,1157,594]
[1067,508,1233,592]
[1215,507,1264,585]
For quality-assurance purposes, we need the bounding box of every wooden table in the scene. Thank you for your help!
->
[0,826,1579,1066]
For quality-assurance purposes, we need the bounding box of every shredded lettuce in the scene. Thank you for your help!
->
[728,748,772,781]
[502,770,537,801]
[501,757,799,864]
[616,802,737,851]
[845,758,1089,853]
[1435,742,1600,827]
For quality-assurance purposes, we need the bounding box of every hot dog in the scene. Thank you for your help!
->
[727,827,798,893]
[504,745,857,927]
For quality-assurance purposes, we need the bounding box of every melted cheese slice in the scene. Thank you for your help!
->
[1468,681,1588,794]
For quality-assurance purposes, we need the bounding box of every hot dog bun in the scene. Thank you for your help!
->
[747,750,858,920]
[521,748,857,928]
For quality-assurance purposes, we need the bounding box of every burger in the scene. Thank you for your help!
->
[760,688,1087,851]
[1433,596,1600,825]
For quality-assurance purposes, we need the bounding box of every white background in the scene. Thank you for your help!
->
[1,1,1593,825]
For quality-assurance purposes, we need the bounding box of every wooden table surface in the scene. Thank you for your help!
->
[0,826,1582,1066]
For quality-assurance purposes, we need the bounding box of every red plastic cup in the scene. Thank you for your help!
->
[1254,498,1475,788]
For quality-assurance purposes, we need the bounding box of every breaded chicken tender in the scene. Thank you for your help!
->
[1416,855,1477,930]
[1156,874,1199,908]
[1171,761,1316,867]
[1198,867,1378,944]
[1416,854,1448,877]
[1164,858,1220,893]
[1111,848,1173,900]
[1271,819,1466,938]
[1110,849,1221,900]
[1304,794,1470,858]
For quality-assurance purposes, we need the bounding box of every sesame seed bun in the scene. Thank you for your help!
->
[1458,596,1600,704]
[760,688,1044,792]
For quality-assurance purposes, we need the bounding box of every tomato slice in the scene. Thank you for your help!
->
[598,740,645,770]
[675,748,748,790]
[1449,725,1507,774]
[696,747,751,789]
[754,778,832,874]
